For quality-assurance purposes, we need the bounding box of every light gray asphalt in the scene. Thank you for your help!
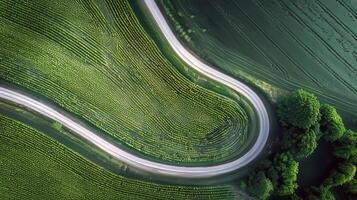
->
[0,1,269,178]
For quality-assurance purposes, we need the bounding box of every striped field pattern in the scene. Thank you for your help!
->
[0,0,255,164]
[0,114,236,199]
[161,0,357,122]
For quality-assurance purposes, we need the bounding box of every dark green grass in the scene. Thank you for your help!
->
[0,114,236,200]
[160,0,357,127]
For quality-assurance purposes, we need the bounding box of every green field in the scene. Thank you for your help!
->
[0,114,236,200]
[160,0,357,126]
[0,0,258,164]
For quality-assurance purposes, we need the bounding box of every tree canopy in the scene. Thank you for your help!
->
[282,127,317,159]
[288,193,303,200]
[277,89,320,129]
[333,129,357,163]
[246,89,356,200]
[323,162,356,188]
[343,176,357,195]
[306,186,335,200]
[247,171,273,200]
[320,104,346,142]
[267,152,299,196]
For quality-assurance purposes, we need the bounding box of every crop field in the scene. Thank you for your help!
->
[0,114,236,199]
[160,0,357,122]
[0,0,257,164]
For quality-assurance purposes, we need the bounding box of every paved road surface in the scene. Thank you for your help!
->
[0,1,269,178]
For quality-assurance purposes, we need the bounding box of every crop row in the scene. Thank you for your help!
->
[0,0,252,164]
[0,114,235,199]
[162,0,357,118]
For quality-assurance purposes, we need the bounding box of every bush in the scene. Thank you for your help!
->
[237,180,247,191]
[333,129,357,162]
[277,89,320,129]
[282,127,317,159]
[320,104,346,142]
[267,152,299,196]
[247,171,273,200]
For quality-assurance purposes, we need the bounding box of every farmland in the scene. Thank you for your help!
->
[0,0,258,164]
[0,114,236,199]
[2,0,356,199]
[159,0,357,126]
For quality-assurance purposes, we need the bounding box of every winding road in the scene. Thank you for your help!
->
[0,0,269,178]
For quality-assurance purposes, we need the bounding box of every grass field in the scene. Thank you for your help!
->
[160,0,357,127]
[0,0,257,164]
[0,114,236,199]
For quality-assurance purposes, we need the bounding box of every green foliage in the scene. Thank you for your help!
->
[282,127,317,159]
[323,162,356,188]
[277,89,320,129]
[343,176,357,194]
[306,186,335,200]
[333,129,357,162]
[238,180,247,191]
[248,89,354,199]
[51,122,63,131]
[288,193,303,200]
[256,159,273,171]
[0,115,235,199]
[161,0,357,120]
[320,189,335,200]
[320,104,346,142]
[0,0,252,164]
[247,171,273,200]
[267,152,299,196]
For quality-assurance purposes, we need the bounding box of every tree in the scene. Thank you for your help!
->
[247,171,273,200]
[320,104,345,142]
[282,127,317,159]
[267,152,299,196]
[320,189,335,200]
[323,162,356,188]
[277,89,320,129]
[256,159,272,171]
[343,176,357,194]
[288,193,303,200]
[306,186,335,200]
[333,129,357,162]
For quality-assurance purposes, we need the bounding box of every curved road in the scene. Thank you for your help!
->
[0,1,269,178]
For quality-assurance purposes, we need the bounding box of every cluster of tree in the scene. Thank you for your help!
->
[247,171,273,200]
[245,90,318,199]
[323,162,356,188]
[302,110,355,199]
[246,157,300,199]
[277,89,321,160]
[281,127,317,160]
[300,145,356,200]
[246,153,299,199]
[332,129,357,163]
[320,104,346,142]
[343,175,357,195]
[277,89,320,129]
[245,89,356,200]
[303,160,356,200]
[308,108,356,199]
[266,152,299,196]
[305,186,335,200]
